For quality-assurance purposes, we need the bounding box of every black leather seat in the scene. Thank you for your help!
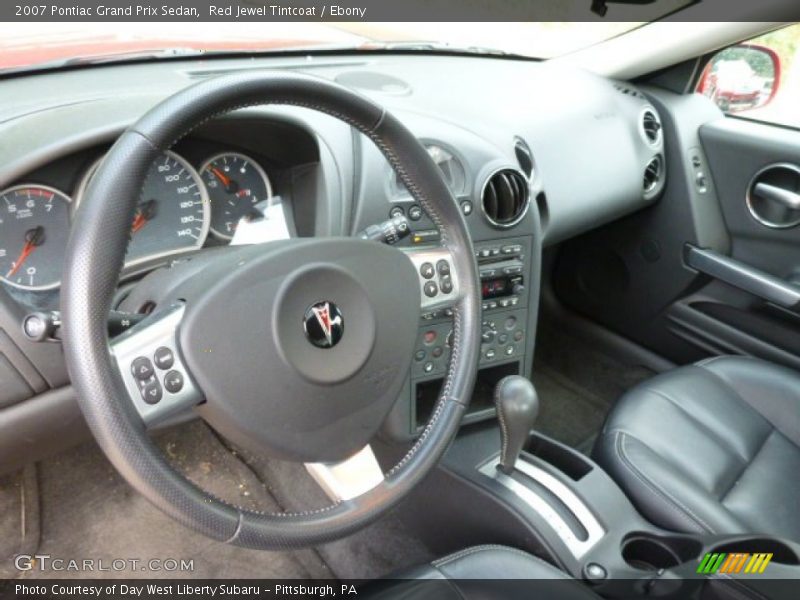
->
[594,356,800,539]
[366,545,600,599]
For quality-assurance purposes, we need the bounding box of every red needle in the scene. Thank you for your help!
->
[131,199,157,234]
[7,225,44,278]
[211,167,231,187]
[131,213,147,233]
[6,240,35,277]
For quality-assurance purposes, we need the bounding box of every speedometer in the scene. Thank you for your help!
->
[77,151,210,267]
[0,185,72,291]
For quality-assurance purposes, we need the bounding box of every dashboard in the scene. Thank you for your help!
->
[0,52,666,471]
[0,119,321,313]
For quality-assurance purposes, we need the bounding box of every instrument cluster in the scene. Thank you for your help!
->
[0,149,274,291]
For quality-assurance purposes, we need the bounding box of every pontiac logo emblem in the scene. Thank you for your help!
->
[303,301,344,348]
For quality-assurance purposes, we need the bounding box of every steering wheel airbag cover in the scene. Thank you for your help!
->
[61,72,481,549]
[180,238,420,463]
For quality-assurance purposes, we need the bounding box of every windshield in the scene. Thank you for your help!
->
[0,12,690,72]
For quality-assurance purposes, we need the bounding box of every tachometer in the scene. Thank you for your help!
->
[199,152,273,239]
[78,151,210,266]
[0,185,71,291]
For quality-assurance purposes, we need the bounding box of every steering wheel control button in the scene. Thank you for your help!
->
[440,276,453,294]
[432,346,444,358]
[423,361,434,373]
[436,260,451,276]
[163,370,185,394]
[420,262,435,279]
[153,346,174,370]
[131,357,155,380]
[408,205,423,221]
[423,281,439,297]
[389,206,404,219]
[303,301,344,349]
[141,380,163,405]
[415,350,427,362]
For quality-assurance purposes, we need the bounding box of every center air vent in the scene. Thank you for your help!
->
[643,156,663,194]
[641,109,662,145]
[481,169,530,228]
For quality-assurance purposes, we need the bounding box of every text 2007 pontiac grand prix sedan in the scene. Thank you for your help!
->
[1,5,800,599]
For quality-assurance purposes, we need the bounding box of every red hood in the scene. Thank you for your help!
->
[0,35,329,69]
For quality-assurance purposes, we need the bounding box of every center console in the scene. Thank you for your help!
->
[374,200,538,440]
[403,235,535,433]
[397,377,800,600]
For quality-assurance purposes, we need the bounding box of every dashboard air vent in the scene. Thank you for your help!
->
[642,110,662,145]
[643,157,662,193]
[481,169,530,228]
[514,137,534,178]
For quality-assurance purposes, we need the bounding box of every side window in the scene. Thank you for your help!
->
[697,23,800,128]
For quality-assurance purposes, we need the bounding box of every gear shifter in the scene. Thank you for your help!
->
[495,375,540,474]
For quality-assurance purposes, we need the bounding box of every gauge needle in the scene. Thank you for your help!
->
[7,225,45,277]
[131,199,157,234]
[211,167,239,194]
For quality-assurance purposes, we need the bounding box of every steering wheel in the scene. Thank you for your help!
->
[61,72,481,549]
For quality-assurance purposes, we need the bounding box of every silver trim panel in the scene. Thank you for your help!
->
[111,303,203,426]
[306,445,384,502]
[479,456,605,559]
[479,166,531,230]
[403,246,461,312]
[746,163,800,229]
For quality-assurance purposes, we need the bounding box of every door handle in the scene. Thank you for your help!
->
[684,245,800,310]
[753,182,800,210]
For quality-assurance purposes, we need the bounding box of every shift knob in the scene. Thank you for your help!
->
[495,375,540,474]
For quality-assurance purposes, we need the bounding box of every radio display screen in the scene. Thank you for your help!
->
[481,277,510,299]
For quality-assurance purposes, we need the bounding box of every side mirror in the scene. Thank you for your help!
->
[698,44,781,113]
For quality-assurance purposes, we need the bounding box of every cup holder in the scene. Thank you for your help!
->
[622,534,703,572]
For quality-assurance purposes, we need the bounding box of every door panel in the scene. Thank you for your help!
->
[552,93,800,369]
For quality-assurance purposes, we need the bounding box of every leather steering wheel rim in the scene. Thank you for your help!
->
[61,72,481,549]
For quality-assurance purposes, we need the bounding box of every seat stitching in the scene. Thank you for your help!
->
[642,385,751,464]
[694,363,771,425]
[719,429,773,503]
[494,377,515,465]
[698,361,800,450]
[425,567,467,600]
[614,431,716,533]
[432,545,567,574]
[433,544,545,567]
[432,545,599,594]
